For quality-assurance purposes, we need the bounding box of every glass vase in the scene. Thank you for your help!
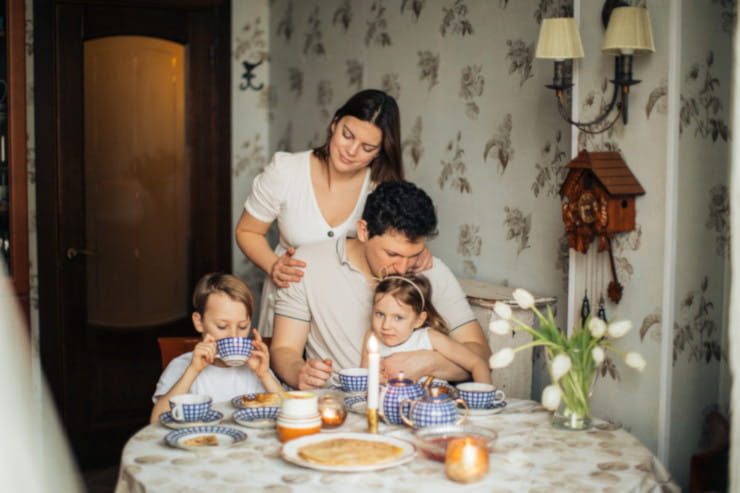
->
[551,396,592,430]
[549,353,596,431]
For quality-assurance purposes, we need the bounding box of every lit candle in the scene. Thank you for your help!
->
[445,436,490,483]
[366,334,380,433]
[367,334,380,410]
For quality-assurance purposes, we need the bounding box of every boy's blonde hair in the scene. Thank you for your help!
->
[373,274,448,334]
[192,272,254,318]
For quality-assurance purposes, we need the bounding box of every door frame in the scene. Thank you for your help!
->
[34,0,231,467]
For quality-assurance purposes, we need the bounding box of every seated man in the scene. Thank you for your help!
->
[270,181,491,390]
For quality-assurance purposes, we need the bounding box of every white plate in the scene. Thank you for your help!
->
[164,425,246,450]
[458,401,507,417]
[159,410,223,429]
[281,432,416,472]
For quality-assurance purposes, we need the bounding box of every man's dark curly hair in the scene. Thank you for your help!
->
[362,181,438,241]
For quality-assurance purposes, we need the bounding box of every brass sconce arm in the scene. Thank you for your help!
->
[536,6,654,135]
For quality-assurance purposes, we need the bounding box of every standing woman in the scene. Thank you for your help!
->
[236,89,407,338]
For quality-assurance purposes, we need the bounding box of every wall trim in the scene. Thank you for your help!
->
[566,1,582,333]
[657,0,681,465]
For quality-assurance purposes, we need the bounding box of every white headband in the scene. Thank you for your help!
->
[380,275,425,311]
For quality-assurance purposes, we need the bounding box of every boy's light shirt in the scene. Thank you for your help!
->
[152,351,271,404]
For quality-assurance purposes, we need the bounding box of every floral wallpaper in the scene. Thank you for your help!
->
[231,1,733,488]
[666,1,732,486]
[235,0,574,313]
[680,51,730,142]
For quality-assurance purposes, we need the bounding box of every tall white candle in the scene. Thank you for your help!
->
[367,334,380,410]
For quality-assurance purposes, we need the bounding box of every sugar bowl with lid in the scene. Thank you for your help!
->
[378,371,424,425]
[400,386,468,428]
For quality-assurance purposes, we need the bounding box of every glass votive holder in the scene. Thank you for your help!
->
[318,393,347,429]
[444,436,490,483]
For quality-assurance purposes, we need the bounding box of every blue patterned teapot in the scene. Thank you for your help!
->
[378,372,424,425]
[400,386,468,428]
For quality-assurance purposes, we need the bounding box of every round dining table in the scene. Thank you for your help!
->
[115,397,679,492]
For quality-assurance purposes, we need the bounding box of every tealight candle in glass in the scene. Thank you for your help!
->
[444,436,489,483]
[318,393,347,429]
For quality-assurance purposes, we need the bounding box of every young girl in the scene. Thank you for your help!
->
[150,273,283,423]
[361,274,492,384]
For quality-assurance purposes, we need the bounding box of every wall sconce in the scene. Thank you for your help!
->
[535,6,655,134]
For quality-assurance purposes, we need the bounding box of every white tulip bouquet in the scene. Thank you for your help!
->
[488,288,646,429]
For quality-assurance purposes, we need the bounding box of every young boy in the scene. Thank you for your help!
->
[150,272,283,423]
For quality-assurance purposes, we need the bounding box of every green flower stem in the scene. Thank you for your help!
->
[546,347,595,422]
[511,339,560,355]
[509,315,537,336]
[601,343,627,358]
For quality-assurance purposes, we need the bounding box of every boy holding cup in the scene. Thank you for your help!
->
[150,273,283,423]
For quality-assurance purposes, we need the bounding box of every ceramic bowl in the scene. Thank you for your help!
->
[414,424,497,462]
[233,406,280,421]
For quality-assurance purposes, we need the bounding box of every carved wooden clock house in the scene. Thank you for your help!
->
[560,150,645,302]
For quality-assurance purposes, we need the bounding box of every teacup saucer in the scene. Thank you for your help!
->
[159,410,224,429]
[457,401,507,417]
[232,414,277,429]
[344,394,367,415]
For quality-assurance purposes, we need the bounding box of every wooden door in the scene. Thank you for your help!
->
[34,0,231,469]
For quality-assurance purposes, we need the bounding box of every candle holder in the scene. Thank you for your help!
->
[366,408,379,434]
[444,436,489,483]
[318,393,347,429]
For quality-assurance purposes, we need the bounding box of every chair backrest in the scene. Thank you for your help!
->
[157,337,201,369]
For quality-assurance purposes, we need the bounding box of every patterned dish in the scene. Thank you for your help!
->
[165,425,246,450]
[233,407,279,429]
[231,392,282,409]
[159,410,223,429]
[457,400,507,417]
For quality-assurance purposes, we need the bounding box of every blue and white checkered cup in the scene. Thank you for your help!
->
[169,394,213,422]
[456,382,506,409]
[338,368,368,393]
[216,337,254,366]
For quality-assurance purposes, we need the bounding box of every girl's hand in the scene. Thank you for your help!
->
[191,334,217,372]
[246,329,271,378]
[271,248,307,288]
[410,246,433,273]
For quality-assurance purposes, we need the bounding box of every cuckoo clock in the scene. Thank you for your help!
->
[560,150,645,302]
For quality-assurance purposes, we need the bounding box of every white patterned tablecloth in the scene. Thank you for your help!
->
[115,399,678,492]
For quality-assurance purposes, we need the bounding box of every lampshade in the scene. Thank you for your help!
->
[601,7,655,56]
[535,18,585,61]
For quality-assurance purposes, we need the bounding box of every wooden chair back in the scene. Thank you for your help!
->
[158,337,201,369]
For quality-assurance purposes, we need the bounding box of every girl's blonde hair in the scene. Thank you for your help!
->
[373,274,448,334]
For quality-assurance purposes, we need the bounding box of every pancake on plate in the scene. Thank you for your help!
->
[241,393,282,408]
[297,438,404,466]
[182,435,218,447]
